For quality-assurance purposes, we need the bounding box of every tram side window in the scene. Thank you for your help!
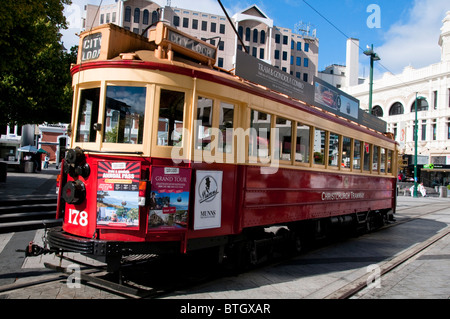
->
[103,86,146,144]
[76,88,100,143]
[363,143,372,171]
[328,132,339,167]
[157,89,185,147]
[275,117,292,161]
[372,145,379,172]
[249,110,271,159]
[295,123,310,163]
[195,97,213,151]
[387,150,393,174]
[313,128,326,165]
[218,102,234,153]
[380,148,386,172]
[342,137,351,168]
[353,139,361,170]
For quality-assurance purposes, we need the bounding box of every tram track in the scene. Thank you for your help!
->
[1,200,449,299]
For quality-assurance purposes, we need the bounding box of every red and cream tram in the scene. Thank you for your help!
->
[46,22,397,271]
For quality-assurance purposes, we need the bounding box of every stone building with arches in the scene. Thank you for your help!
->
[344,11,450,186]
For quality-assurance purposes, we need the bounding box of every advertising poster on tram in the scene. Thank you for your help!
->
[194,171,223,230]
[96,161,141,228]
[148,167,191,230]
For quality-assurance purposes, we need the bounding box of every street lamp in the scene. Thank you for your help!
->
[363,44,380,114]
[413,93,426,197]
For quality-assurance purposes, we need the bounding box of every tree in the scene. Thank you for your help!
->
[0,0,75,126]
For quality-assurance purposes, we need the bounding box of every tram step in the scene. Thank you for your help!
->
[0,203,57,214]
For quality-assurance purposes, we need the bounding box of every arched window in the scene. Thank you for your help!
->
[253,29,258,43]
[238,26,243,39]
[410,99,429,112]
[245,27,250,41]
[124,6,131,22]
[134,8,140,23]
[389,102,404,115]
[152,10,158,24]
[371,105,383,117]
[143,10,149,25]
[260,30,266,44]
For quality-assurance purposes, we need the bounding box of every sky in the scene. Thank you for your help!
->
[61,0,450,79]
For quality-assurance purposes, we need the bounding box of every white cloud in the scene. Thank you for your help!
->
[374,0,450,76]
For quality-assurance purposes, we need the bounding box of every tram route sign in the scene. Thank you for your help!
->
[81,32,102,62]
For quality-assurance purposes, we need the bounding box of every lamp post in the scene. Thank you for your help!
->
[413,93,426,197]
[363,44,380,114]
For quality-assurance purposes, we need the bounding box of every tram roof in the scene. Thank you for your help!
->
[74,23,392,143]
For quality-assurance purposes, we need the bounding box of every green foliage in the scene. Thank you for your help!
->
[0,0,76,125]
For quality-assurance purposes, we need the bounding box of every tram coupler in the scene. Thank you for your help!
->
[24,241,51,257]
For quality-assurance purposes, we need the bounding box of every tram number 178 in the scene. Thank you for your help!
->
[68,209,88,226]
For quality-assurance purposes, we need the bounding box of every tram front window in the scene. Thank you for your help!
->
[76,88,100,143]
[103,86,146,144]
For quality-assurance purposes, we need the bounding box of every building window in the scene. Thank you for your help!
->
[432,120,437,140]
[372,105,383,117]
[274,50,280,60]
[245,27,250,41]
[173,16,180,27]
[252,47,257,57]
[192,19,198,29]
[238,26,243,38]
[290,55,293,65]
[421,120,426,141]
[303,73,308,82]
[134,8,140,23]
[183,17,189,28]
[112,12,116,23]
[283,35,288,45]
[125,6,131,22]
[296,72,300,79]
[389,102,404,115]
[296,57,301,66]
[304,58,309,67]
[304,43,309,52]
[218,40,224,51]
[297,41,301,51]
[260,30,265,44]
[253,29,258,43]
[259,48,265,59]
[218,57,223,68]
[100,14,104,24]
[143,10,149,25]
[411,99,429,112]
[282,51,287,61]
[433,90,438,109]
[275,34,280,44]
[220,24,225,34]
[211,22,216,33]
[202,21,207,31]
[447,118,450,139]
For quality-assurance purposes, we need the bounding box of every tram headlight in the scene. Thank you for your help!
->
[62,180,86,205]
[65,146,85,165]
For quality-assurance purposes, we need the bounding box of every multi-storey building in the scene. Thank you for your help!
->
[342,11,450,186]
[81,0,318,83]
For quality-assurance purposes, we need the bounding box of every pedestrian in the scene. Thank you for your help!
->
[44,155,49,169]
[418,182,427,197]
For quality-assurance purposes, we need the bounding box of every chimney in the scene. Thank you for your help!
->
[346,38,359,87]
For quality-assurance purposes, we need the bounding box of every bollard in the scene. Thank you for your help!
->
[439,186,447,198]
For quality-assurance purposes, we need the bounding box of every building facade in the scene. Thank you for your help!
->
[343,11,450,186]
[81,0,319,83]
